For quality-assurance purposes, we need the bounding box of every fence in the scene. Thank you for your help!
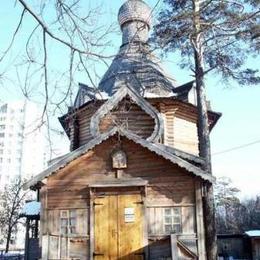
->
[0,250,24,260]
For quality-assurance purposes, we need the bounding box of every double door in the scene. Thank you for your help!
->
[94,193,144,260]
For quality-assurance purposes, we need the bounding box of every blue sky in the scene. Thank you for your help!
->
[1,0,260,197]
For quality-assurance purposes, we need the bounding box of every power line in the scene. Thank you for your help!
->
[212,139,260,156]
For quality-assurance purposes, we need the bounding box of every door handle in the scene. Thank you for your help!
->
[93,202,104,206]
[134,201,144,204]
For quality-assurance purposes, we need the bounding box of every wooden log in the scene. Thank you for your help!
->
[195,181,206,260]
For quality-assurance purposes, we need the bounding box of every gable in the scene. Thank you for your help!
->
[48,135,193,182]
[90,81,164,142]
[99,96,155,139]
[46,135,197,207]
[24,129,214,190]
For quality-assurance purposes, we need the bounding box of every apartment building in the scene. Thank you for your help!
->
[0,101,48,189]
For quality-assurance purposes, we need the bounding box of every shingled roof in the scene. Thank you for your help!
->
[98,0,177,97]
[69,0,200,109]
[98,44,177,97]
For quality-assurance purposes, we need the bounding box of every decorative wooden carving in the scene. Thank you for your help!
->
[90,75,164,142]
[112,150,127,169]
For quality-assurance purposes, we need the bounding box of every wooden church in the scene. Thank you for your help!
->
[25,0,221,259]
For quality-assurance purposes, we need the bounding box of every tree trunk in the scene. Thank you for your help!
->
[194,51,211,172]
[5,226,12,253]
[203,183,218,259]
[195,48,217,259]
[193,0,217,258]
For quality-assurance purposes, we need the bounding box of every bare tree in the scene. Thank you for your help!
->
[215,177,241,233]
[215,177,260,234]
[0,0,118,157]
[0,178,28,253]
[240,196,260,231]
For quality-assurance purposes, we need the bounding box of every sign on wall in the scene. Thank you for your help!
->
[124,208,135,223]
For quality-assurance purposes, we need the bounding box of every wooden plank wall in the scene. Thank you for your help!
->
[41,183,89,258]
[70,99,156,148]
[69,99,199,155]
[46,138,197,205]
[46,137,196,206]
[41,136,200,259]
[66,103,102,150]
[41,209,89,259]
[147,206,195,235]
[78,105,98,147]
[253,239,260,260]
[42,234,89,259]
[148,238,172,260]
[99,100,155,139]
[68,117,79,151]
[173,117,198,155]
[160,102,199,155]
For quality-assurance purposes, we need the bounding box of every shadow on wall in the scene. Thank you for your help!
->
[114,237,195,260]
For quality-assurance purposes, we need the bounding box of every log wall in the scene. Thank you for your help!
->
[159,102,199,155]
[78,105,99,147]
[99,100,155,139]
[44,137,196,208]
[67,100,200,156]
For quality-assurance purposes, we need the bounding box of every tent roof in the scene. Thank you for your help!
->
[21,201,40,216]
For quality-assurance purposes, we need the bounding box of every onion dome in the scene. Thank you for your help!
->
[98,0,177,97]
[118,0,152,44]
[118,0,152,29]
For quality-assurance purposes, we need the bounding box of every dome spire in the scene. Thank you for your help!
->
[118,0,152,45]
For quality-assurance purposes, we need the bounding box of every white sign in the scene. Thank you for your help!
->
[124,208,134,215]
[124,208,135,223]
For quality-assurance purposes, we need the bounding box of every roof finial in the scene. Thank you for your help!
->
[118,0,152,45]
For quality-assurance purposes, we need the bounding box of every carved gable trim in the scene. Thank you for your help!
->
[90,76,164,142]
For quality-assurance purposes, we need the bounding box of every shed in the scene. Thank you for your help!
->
[20,201,41,260]
[245,230,260,260]
[217,234,252,259]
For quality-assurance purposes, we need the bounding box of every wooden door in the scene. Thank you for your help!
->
[94,194,144,260]
[94,195,118,259]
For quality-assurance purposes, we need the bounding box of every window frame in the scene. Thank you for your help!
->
[163,207,182,234]
[60,210,77,236]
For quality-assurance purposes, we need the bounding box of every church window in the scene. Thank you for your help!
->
[60,210,77,235]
